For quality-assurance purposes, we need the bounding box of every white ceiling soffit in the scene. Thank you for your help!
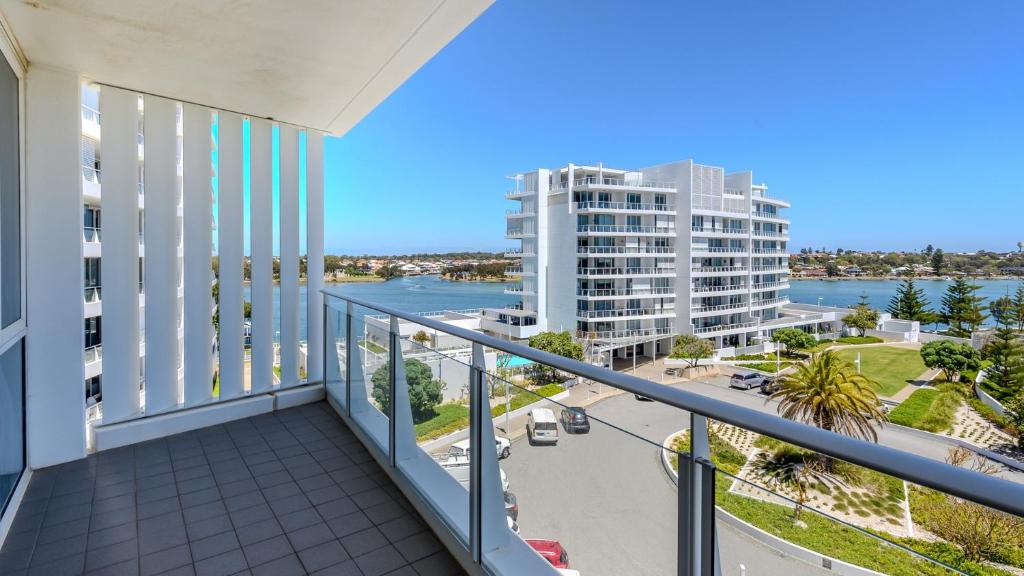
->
[1,0,492,135]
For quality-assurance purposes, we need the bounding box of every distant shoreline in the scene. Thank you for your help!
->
[791,275,1021,282]
[439,276,510,283]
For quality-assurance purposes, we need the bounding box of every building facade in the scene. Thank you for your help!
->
[486,159,797,357]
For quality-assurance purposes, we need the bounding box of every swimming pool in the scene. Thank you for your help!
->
[505,355,534,368]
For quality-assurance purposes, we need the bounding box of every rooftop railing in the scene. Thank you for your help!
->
[572,176,676,189]
[322,288,1024,576]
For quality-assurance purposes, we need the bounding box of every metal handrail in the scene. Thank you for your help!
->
[319,289,1024,517]
[577,307,671,319]
[691,266,747,273]
[690,226,746,234]
[577,287,674,297]
[577,267,675,276]
[693,246,746,253]
[692,321,758,334]
[572,176,676,189]
[692,284,745,293]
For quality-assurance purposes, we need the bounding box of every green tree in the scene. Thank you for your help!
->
[376,262,403,280]
[1005,394,1024,450]
[770,328,815,352]
[668,334,714,368]
[886,274,935,323]
[771,351,887,444]
[411,330,431,347]
[919,340,982,383]
[941,278,989,337]
[842,295,880,337]
[1012,283,1024,332]
[370,359,444,421]
[527,331,584,385]
[931,248,945,275]
[982,297,1024,400]
[751,446,831,519]
[924,244,934,257]
[824,261,839,277]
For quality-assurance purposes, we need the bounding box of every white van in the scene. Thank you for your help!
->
[527,408,559,445]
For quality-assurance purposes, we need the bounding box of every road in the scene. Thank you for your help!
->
[498,375,1023,576]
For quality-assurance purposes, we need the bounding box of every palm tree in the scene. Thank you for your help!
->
[771,351,887,442]
[752,447,832,519]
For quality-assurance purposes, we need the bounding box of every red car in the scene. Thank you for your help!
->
[525,539,570,569]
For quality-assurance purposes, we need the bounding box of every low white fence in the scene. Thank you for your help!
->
[973,369,1007,417]
[918,331,970,345]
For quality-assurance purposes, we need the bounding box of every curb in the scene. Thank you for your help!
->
[659,430,887,576]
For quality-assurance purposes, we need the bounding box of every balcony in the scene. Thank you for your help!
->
[751,211,788,223]
[691,283,746,294]
[751,296,790,308]
[692,246,747,256]
[751,280,790,291]
[576,307,674,319]
[0,403,463,576]
[691,320,758,335]
[83,165,101,201]
[503,248,534,257]
[577,286,674,298]
[577,225,675,236]
[504,209,534,218]
[504,266,533,276]
[575,201,675,213]
[750,264,789,273]
[503,285,532,295]
[576,325,674,342]
[690,265,748,276]
[752,229,789,239]
[690,226,746,236]
[690,301,748,316]
[504,229,534,239]
[572,176,676,191]
[576,266,675,277]
[576,245,674,255]
[752,248,786,255]
[504,189,535,199]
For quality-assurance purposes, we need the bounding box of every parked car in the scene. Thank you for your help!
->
[730,372,766,390]
[447,437,511,461]
[526,539,570,569]
[527,408,559,445]
[504,491,518,521]
[759,376,781,395]
[560,407,590,433]
[436,450,510,492]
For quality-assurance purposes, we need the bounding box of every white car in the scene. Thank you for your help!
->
[448,437,512,460]
[558,570,581,576]
[527,408,559,445]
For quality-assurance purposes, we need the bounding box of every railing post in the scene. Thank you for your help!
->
[387,318,399,468]
[686,413,720,576]
[678,453,694,576]
[469,343,485,564]
[345,301,354,416]
[322,301,328,393]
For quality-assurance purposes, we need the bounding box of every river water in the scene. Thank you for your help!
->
[258,276,1021,341]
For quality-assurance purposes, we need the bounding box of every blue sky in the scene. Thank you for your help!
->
[323,0,1023,255]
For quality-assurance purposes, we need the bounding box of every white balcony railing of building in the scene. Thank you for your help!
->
[576,287,675,297]
[577,266,675,276]
[691,266,748,274]
[577,326,674,341]
[690,226,747,235]
[691,284,746,293]
[84,286,102,303]
[575,201,675,212]
[692,321,758,334]
[751,265,789,273]
[504,188,535,199]
[690,302,748,314]
[82,104,101,124]
[752,211,788,221]
[572,176,676,189]
[83,165,101,183]
[84,344,103,365]
[577,225,675,235]
[752,248,786,255]
[751,281,789,290]
[576,245,674,255]
[84,226,101,243]
[752,229,789,238]
[577,307,672,319]
[692,246,747,254]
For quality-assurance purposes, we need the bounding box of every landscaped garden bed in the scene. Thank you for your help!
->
[888,383,962,432]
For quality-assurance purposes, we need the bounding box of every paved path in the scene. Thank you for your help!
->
[886,367,941,403]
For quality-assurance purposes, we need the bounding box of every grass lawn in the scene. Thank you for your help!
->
[834,346,926,397]
[887,384,962,432]
[415,403,470,441]
[492,383,564,417]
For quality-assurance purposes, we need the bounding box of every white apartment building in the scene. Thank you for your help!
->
[486,159,814,358]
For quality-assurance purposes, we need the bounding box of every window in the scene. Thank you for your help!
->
[84,258,101,288]
[627,193,641,208]
[0,340,24,514]
[626,215,641,230]
[0,52,19,329]
[85,317,102,349]
[85,375,102,402]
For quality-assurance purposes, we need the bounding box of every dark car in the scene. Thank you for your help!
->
[504,491,519,522]
[560,407,590,433]
[760,376,781,395]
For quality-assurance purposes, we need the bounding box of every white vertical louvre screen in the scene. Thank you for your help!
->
[249,119,273,394]
[142,95,180,413]
[87,84,327,434]
[305,131,324,382]
[182,103,214,407]
[217,112,244,400]
[97,86,141,422]
[278,125,299,387]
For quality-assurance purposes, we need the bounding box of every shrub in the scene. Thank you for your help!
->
[371,359,445,421]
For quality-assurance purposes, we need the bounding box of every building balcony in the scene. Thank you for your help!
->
[577,225,675,236]
[690,302,749,317]
[505,266,534,276]
[751,296,790,309]
[81,105,101,140]
[503,248,534,257]
[505,209,535,218]
[750,265,789,273]
[751,229,789,239]
[83,166,101,202]
[577,286,675,299]
[503,285,533,295]
[752,248,787,255]
[576,307,674,320]
[691,283,746,295]
[692,246,747,256]
[575,201,675,214]
[691,320,758,335]
[577,325,674,342]
[751,281,790,291]
[690,226,747,236]
[504,188,535,199]
[576,245,675,255]
[691,265,747,276]
[505,230,535,239]
[572,176,676,192]
[577,266,675,277]
[752,211,788,223]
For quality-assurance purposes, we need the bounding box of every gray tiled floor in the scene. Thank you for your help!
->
[0,402,465,576]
